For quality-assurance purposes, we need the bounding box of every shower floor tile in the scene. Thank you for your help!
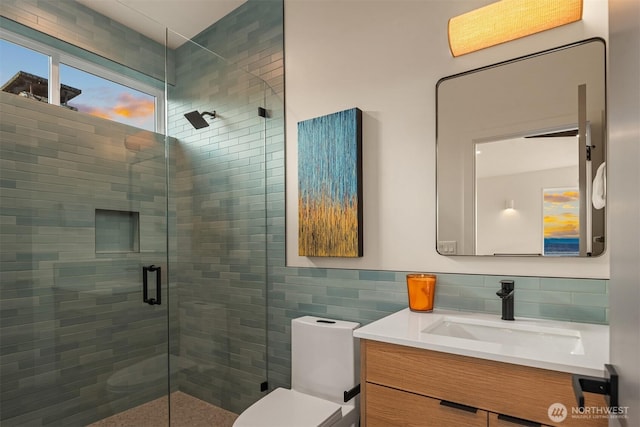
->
[87,391,238,427]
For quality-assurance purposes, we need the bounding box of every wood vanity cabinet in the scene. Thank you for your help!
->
[360,340,608,427]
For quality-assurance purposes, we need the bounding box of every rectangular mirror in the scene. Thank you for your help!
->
[436,39,606,257]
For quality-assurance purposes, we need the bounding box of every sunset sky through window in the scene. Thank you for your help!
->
[1,39,155,132]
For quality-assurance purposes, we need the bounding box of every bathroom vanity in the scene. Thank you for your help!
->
[354,309,610,426]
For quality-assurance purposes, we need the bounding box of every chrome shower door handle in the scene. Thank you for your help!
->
[142,265,161,305]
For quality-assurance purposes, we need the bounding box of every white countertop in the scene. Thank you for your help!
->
[354,308,609,377]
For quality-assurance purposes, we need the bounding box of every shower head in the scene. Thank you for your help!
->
[184,110,216,129]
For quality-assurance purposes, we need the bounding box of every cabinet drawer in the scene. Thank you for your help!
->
[365,382,488,427]
[362,340,606,426]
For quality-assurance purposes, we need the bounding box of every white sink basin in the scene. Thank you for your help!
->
[422,316,585,355]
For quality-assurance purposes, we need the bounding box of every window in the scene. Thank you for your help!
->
[0,30,163,132]
[60,64,157,131]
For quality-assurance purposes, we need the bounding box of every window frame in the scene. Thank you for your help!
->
[0,28,165,133]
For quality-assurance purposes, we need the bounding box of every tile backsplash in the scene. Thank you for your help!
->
[269,268,608,327]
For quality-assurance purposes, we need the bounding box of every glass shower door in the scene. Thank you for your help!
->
[100,130,171,423]
[0,91,171,425]
[165,28,269,423]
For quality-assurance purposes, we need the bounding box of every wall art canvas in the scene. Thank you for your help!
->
[542,188,580,256]
[297,107,363,257]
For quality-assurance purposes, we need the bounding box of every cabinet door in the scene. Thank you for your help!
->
[489,412,551,427]
[365,383,487,427]
[363,340,608,427]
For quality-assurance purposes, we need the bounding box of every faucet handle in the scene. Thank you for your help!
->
[496,289,514,299]
[497,280,514,298]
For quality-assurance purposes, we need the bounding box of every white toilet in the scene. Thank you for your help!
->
[233,316,360,427]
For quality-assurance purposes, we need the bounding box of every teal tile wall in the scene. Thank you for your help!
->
[265,268,608,389]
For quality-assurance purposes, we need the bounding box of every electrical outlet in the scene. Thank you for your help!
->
[438,240,457,255]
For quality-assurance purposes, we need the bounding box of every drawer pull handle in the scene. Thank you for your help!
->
[497,414,541,426]
[439,400,477,413]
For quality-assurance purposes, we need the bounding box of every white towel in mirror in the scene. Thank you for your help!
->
[592,162,606,209]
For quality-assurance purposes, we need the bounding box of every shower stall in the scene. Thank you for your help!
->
[0,1,283,425]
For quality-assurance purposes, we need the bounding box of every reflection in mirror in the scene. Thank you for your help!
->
[475,128,580,256]
[437,39,606,257]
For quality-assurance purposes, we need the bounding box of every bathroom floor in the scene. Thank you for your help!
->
[87,391,238,427]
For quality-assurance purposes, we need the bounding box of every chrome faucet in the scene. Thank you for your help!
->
[496,280,515,321]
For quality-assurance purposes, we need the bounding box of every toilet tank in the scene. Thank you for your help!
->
[291,316,360,404]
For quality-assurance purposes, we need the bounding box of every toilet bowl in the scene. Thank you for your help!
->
[233,316,360,427]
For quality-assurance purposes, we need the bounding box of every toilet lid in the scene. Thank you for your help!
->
[234,388,343,427]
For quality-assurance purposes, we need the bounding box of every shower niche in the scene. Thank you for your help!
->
[95,209,140,253]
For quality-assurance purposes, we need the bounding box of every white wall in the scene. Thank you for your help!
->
[284,0,609,278]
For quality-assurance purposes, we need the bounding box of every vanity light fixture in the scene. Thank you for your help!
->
[505,199,515,210]
[448,0,583,57]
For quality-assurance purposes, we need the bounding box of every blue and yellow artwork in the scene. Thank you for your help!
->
[298,108,363,257]
[543,188,579,256]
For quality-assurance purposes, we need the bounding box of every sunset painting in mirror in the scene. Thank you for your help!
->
[297,108,363,257]
[543,188,579,256]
